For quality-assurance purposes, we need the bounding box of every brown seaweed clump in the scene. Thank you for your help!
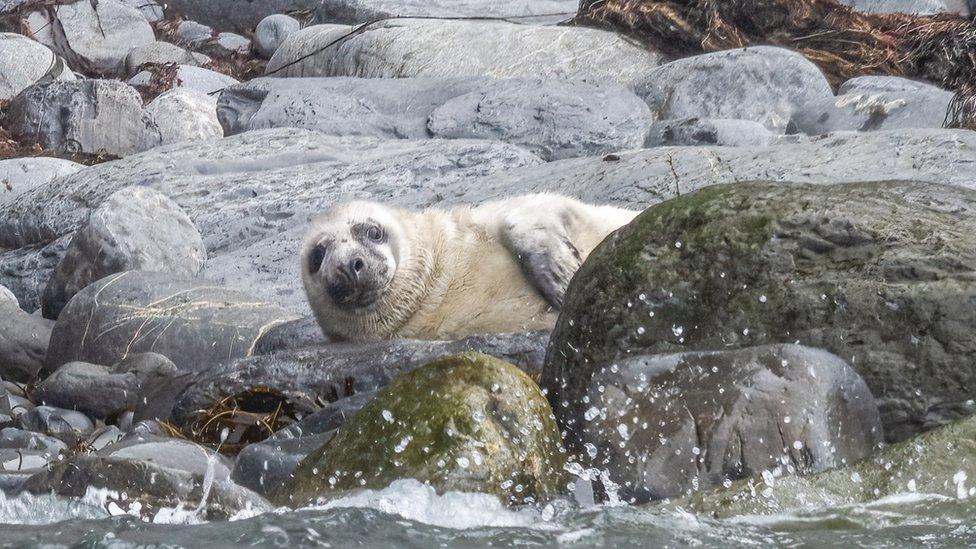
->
[572,0,976,128]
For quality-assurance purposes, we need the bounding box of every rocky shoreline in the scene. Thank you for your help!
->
[2,0,976,522]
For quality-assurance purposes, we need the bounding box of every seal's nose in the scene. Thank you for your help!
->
[348,257,365,281]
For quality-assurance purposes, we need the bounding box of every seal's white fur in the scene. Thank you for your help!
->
[301,194,638,342]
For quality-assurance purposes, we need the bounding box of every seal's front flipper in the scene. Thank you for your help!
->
[501,206,583,310]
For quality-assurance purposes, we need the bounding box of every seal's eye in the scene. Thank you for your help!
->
[367,225,384,243]
[308,244,327,274]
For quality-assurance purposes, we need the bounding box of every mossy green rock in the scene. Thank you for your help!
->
[664,414,976,518]
[543,182,976,444]
[283,352,567,506]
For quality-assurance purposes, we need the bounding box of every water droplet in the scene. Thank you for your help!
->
[636,326,645,335]
[394,436,412,453]
[456,456,470,469]
[471,410,486,423]
[759,295,767,303]
[674,241,682,249]
[671,325,684,337]
[584,407,600,421]
[792,441,803,450]
[783,416,791,424]
[584,443,598,459]
[381,410,394,423]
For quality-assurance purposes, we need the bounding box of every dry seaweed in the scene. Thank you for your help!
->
[178,387,299,455]
[573,0,976,129]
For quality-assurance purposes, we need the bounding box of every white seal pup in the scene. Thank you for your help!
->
[301,194,639,342]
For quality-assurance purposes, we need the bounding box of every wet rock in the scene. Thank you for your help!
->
[252,316,327,354]
[792,85,954,134]
[839,0,966,14]
[0,236,69,313]
[0,449,55,473]
[0,128,541,313]
[18,406,94,445]
[569,345,882,503]
[169,331,550,426]
[45,271,298,376]
[4,80,161,156]
[644,118,776,147]
[220,77,651,160]
[0,300,52,382]
[0,428,67,455]
[124,42,207,76]
[24,454,268,520]
[24,0,155,74]
[41,186,206,320]
[669,413,976,517]
[0,32,73,101]
[176,20,214,46]
[283,353,567,506]
[543,181,976,442]
[32,361,139,420]
[101,437,234,481]
[0,158,85,209]
[215,32,251,54]
[145,88,224,145]
[254,14,301,59]
[266,20,663,85]
[635,47,833,132]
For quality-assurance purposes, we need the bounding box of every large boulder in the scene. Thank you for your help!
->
[0,236,68,313]
[41,186,207,320]
[253,14,301,59]
[792,84,954,134]
[0,300,52,382]
[44,271,299,377]
[4,80,161,157]
[0,32,73,101]
[0,158,84,209]
[144,88,224,145]
[0,128,542,313]
[670,413,976,518]
[219,77,651,160]
[266,20,663,85]
[283,353,567,506]
[634,47,833,133]
[124,42,208,76]
[543,181,976,443]
[24,0,155,74]
[568,345,881,503]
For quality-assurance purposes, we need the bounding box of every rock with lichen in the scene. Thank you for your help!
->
[282,352,567,506]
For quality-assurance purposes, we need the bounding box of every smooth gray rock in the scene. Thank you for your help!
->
[644,118,776,147]
[24,0,155,74]
[101,438,233,481]
[145,88,224,145]
[24,453,268,520]
[253,316,327,354]
[0,236,69,313]
[0,128,541,313]
[838,75,943,95]
[635,46,833,133]
[266,21,663,86]
[220,77,651,160]
[166,331,551,426]
[176,20,214,46]
[32,361,139,420]
[45,271,299,376]
[41,186,206,320]
[253,14,301,59]
[0,449,55,473]
[124,41,206,76]
[792,86,954,134]
[4,80,162,157]
[0,158,85,209]
[427,79,652,160]
[838,0,967,13]
[232,432,332,495]
[0,428,67,455]
[0,285,16,309]
[0,301,52,382]
[0,33,73,101]
[17,406,94,444]
[215,32,251,54]
[562,345,882,503]
[120,0,164,22]
[172,64,239,95]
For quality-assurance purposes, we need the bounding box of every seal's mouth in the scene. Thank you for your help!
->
[328,275,389,312]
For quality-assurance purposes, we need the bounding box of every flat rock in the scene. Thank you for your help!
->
[644,118,776,147]
[215,33,251,54]
[0,158,84,209]
[635,46,833,132]
[839,0,967,13]
[4,79,161,157]
[44,271,299,377]
[32,361,140,420]
[0,301,52,382]
[252,316,327,354]
[560,345,882,503]
[168,331,550,426]
[41,186,207,320]
[266,20,663,85]
[253,14,301,59]
[0,427,66,455]
[101,438,233,481]
[0,32,73,101]
[544,181,976,442]
[145,87,224,145]
[124,42,206,76]
[17,406,94,445]
[0,128,541,313]
[838,75,943,95]
[175,20,213,46]
[792,85,954,134]
[25,0,155,74]
[220,77,651,160]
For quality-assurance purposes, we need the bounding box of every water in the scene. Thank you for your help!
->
[2,480,975,548]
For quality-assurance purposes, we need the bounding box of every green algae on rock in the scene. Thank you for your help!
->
[543,181,976,444]
[664,413,976,518]
[283,352,567,506]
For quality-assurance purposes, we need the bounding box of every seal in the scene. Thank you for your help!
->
[300,194,639,342]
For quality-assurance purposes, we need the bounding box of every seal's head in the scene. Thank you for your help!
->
[301,201,408,314]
